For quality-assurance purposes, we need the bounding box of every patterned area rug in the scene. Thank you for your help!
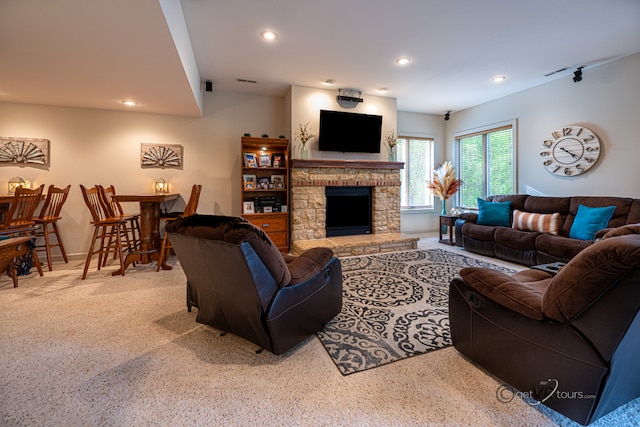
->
[317,248,516,375]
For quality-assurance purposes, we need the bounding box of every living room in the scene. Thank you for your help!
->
[1,1,640,426]
[1,52,638,256]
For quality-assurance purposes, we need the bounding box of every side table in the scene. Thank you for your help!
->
[0,236,32,287]
[439,215,458,245]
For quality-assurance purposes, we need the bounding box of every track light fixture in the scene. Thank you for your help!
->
[444,111,451,121]
[573,67,583,83]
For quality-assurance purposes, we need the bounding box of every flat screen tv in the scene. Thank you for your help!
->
[318,110,382,153]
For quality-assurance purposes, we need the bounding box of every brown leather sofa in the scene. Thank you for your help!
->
[166,214,342,355]
[449,224,640,425]
[454,194,640,266]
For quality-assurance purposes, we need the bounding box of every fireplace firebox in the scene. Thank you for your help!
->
[325,186,372,237]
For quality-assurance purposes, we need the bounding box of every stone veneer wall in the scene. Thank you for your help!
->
[290,161,402,242]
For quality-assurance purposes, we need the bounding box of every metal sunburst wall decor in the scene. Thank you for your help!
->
[140,144,183,169]
[0,137,50,166]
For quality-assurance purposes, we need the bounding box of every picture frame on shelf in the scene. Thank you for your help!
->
[271,174,285,189]
[243,201,255,214]
[243,174,256,189]
[259,153,271,167]
[263,206,273,213]
[271,153,285,168]
[257,177,270,189]
[243,152,258,167]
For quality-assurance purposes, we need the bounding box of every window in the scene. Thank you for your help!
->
[397,136,435,210]
[455,122,515,208]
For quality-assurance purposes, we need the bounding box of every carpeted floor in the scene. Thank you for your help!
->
[1,236,639,426]
[318,249,516,375]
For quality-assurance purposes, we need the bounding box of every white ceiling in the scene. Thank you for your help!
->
[2,0,640,118]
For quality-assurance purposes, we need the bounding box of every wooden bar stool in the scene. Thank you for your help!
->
[33,185,71,271]
[98,185,141,263]
[157,184,202,271]
[79,185,127,279]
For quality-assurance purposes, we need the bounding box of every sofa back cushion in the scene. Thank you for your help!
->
[166,214,291,287]
[542,234,640,323]
[523,196,571,214]
[626,199,640,224]
[561,196,633,236]
[488,194,529,211]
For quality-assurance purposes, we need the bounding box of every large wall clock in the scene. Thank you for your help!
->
[540,125,601,176]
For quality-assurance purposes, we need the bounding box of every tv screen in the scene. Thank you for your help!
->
[318,110,382,153]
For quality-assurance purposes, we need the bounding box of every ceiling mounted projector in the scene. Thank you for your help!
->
[336,88,363,104]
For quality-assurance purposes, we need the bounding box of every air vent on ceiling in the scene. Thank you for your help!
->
[236,78,258,84]
[544,67,569,77]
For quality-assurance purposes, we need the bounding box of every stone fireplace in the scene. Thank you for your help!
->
[290,159,417,256]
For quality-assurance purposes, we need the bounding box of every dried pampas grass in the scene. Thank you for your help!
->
[426,161,463,200]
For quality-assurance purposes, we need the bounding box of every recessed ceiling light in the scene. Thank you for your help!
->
[261,30,277,41]
[377,88,388,94]
[491,75,507,83]
[323,79,335,86]
[395,56,412,66]
[121,100,137,106]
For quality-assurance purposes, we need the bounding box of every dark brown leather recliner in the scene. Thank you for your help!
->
[449,224,640,425]
[166,214,342,355]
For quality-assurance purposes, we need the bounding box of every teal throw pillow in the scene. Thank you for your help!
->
[569,204,616,240]
[476,198,512,226]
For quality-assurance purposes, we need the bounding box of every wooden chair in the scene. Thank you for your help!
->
[98,184,141,263]
[157,184,202,271]
[33,185,71,271]
[0,185,46,277]
[2,185,45,229]
[79,185,127,279]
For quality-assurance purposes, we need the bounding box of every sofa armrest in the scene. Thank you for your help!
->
[458,212,478,223]
[542,234,640,322]
[601,223,640,240]
[285,247,334,285]
[267,257,342,354]
[459,267,552,320]
[454,218,466,247]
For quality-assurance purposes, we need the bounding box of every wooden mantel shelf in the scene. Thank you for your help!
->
[291,159,404,169]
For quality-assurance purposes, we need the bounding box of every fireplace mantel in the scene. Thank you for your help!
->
[291,159,404,170]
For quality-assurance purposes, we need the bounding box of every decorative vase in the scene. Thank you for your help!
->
[300,143,309,159]
[388,146,396,162]
[441,199,448,234]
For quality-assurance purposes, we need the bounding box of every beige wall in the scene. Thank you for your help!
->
[396,111,445,233]
[444,52,640,199]
[0,92,286,258]
[288,85,397,161]
[396,53,640,233]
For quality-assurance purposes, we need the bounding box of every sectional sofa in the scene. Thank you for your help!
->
[454,194,640,266]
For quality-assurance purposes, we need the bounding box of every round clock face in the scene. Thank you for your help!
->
[540,126,601,176]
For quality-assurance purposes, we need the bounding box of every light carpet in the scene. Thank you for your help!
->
[1,252,639,426]
[317,249,516,375]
